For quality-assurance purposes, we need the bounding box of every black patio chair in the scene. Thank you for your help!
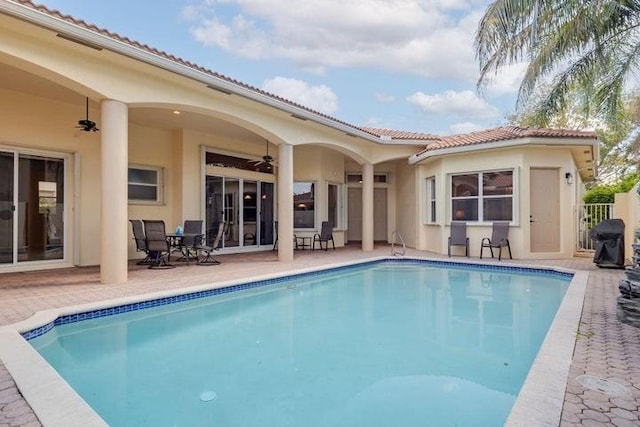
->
[313,221,335,251]
[273,221,278,250]
[130,219,151,265]
[179,219,203,264]
[480,221,512,260]
[143,220,174,269]
[448,221,469,257]
[196,221,225,265]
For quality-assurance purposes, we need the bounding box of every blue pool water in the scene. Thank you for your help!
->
[29,260,571,426]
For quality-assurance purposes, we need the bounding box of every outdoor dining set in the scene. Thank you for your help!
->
[130,219,225,269]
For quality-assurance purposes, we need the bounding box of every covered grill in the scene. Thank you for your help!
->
[590,219,625,268]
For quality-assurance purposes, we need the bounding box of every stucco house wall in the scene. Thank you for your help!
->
[416,144,584,259]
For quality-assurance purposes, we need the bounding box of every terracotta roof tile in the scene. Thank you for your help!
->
[415,126,596,155]
[361,127,441,141]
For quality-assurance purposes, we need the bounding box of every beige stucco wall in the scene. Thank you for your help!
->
[416,145,580,259]
[394,160,417,248]
[615,183,640,262]
[0,88,98,268]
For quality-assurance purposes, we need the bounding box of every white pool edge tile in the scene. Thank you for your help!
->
[505,270,588,426]
[0,328,107,427]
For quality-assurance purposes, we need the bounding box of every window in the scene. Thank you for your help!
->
[451,170,513,222]
[294,182,315,228]
[128,166,162,203]
[425,177,436,223]
[327,183,344,228]
[346,173,389,183]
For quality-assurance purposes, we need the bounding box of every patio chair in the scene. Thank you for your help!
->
[179,219,203,264]
[143,220,174,269]
[196,221,225,265]
[130,219,151,265]
[313,221,335,251]
[480,221,512,261]
[448,221,469,257]
[272,220,300,250]
[273,221,278,250]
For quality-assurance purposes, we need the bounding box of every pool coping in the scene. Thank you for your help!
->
[0,256,586,427]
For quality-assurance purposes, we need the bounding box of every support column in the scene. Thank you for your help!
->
[362,163,374,251]
[100,99,128,284]
[277,143,294,261]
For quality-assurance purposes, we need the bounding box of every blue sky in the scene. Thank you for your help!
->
[36,0,526,135]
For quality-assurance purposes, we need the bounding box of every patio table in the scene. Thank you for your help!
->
[166,233,202,264]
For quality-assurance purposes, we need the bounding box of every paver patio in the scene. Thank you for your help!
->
[0,246,638,426]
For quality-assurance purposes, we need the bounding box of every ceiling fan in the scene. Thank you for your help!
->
[250,140,275,169]
[76,97,99,132]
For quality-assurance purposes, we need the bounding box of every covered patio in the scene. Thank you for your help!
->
[0,247,638,426]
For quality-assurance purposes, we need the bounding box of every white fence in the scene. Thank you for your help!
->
[576,203,615,252]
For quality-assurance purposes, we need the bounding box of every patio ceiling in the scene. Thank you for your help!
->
[0,61,262,144]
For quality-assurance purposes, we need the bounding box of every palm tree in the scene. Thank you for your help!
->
[475,0,640,128]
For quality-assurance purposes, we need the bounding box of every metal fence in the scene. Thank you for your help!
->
[576,203,615,252]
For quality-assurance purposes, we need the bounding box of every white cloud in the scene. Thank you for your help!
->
[484,63,528,96]
[449,121,485,134]
[262,77,339,115]
[183,0,487,80]
[407,90,499,119]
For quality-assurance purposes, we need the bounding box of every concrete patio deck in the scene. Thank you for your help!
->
[0,246,638,426]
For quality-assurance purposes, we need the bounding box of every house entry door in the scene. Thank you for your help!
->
[346,187,387,242]
[530,168,560,252]
[0,150,66,265]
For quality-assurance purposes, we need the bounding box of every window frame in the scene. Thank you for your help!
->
[128,165,163,205]
[346,172,390,184]
[424,176,436,224]
[327,181,345,229]
[293,181,316,229]
[449,169,514,223]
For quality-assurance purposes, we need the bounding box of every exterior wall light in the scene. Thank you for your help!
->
[565,172,574,185]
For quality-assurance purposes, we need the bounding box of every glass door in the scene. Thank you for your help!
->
[205,176,240,249]
[0,151,14,264]
[260,182,275,246]
[0,151,66,264]
[206,175,275,249]
[242,181,257,247]
[205,176,224,247]
[224,178,240,248]
[18,154,65,262]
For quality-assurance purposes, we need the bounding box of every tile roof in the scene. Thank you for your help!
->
[361,127,441,141]
[416,126,597,155]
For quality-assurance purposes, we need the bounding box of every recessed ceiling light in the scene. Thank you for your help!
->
[173,110,181,115]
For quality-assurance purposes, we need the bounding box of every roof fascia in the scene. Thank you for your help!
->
[0,1,388,144]
[408,137,598,164]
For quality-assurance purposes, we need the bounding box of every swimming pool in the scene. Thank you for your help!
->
[18,259,577,426]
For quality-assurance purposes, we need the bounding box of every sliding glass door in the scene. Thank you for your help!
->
[205,175,274,249]
[0,150,66,265]
[0,152,14,264]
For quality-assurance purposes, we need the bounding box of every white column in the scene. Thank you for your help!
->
[100,99,128,284]
[277,143,294,261]
[362,163,374,251]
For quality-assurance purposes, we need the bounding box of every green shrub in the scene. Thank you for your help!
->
[584,186,616,203]
[583,172,639,203]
